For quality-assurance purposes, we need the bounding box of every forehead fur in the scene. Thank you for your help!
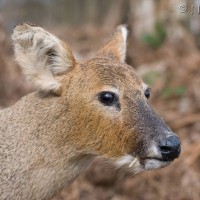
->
[79,57,142,90]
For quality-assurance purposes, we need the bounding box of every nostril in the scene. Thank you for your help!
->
[160,145,173,153]
[159,135,181,161]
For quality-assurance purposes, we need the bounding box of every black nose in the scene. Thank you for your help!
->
[159,135,181,161]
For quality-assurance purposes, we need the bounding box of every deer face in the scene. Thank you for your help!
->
[12,24,181,174]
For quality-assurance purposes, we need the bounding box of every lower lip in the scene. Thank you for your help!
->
[143,158,171,170]
[143,157,164,161]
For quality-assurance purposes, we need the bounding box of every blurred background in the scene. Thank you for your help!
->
[0,0,200,199]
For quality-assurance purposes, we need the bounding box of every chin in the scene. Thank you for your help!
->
[143,158,171,170]
[115,155,172,174]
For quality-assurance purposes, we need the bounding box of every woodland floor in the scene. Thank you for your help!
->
[0,24,199,200]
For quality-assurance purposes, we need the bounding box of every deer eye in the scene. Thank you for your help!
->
[98,91,117,106]
[144,88,151,99]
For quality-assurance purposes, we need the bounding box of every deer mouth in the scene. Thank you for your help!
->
[128,156,171,171]
[141,157,171,170]
[115,155,172,173]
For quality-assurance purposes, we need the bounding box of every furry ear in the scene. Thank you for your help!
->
[96,25,128,63]
[12,23,75,94]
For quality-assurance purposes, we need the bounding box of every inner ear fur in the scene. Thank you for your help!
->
[12,23,75,94]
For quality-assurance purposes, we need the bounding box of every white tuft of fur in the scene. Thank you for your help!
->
[116,155,133,167]
[12,23,75,93]
[144,159,171,170]
[142,82,148,91]
[120,25,128,44]
[115,155,143,174]
[147,145,160,157]
[117,25,128,63]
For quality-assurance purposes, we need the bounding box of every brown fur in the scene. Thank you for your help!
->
[0,24,179,200]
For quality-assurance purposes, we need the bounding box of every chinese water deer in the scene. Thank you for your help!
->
[0,23,181,200]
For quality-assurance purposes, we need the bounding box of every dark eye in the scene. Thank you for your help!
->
[144,88,151,99]
[98,91,117,106]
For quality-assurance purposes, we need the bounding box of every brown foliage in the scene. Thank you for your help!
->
[0,22,30,107]
[0,24,199,200]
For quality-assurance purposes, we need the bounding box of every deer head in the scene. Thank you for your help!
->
[12,23,181,175]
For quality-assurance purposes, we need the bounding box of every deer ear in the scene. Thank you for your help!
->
[12,23,75,95]
[96,25,128,63]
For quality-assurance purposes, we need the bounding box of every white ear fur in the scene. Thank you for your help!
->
[12,23,75,94]
[118,25,128,63]
[97,24,128,63]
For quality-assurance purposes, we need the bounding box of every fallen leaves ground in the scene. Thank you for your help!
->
[0,25,199,200]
